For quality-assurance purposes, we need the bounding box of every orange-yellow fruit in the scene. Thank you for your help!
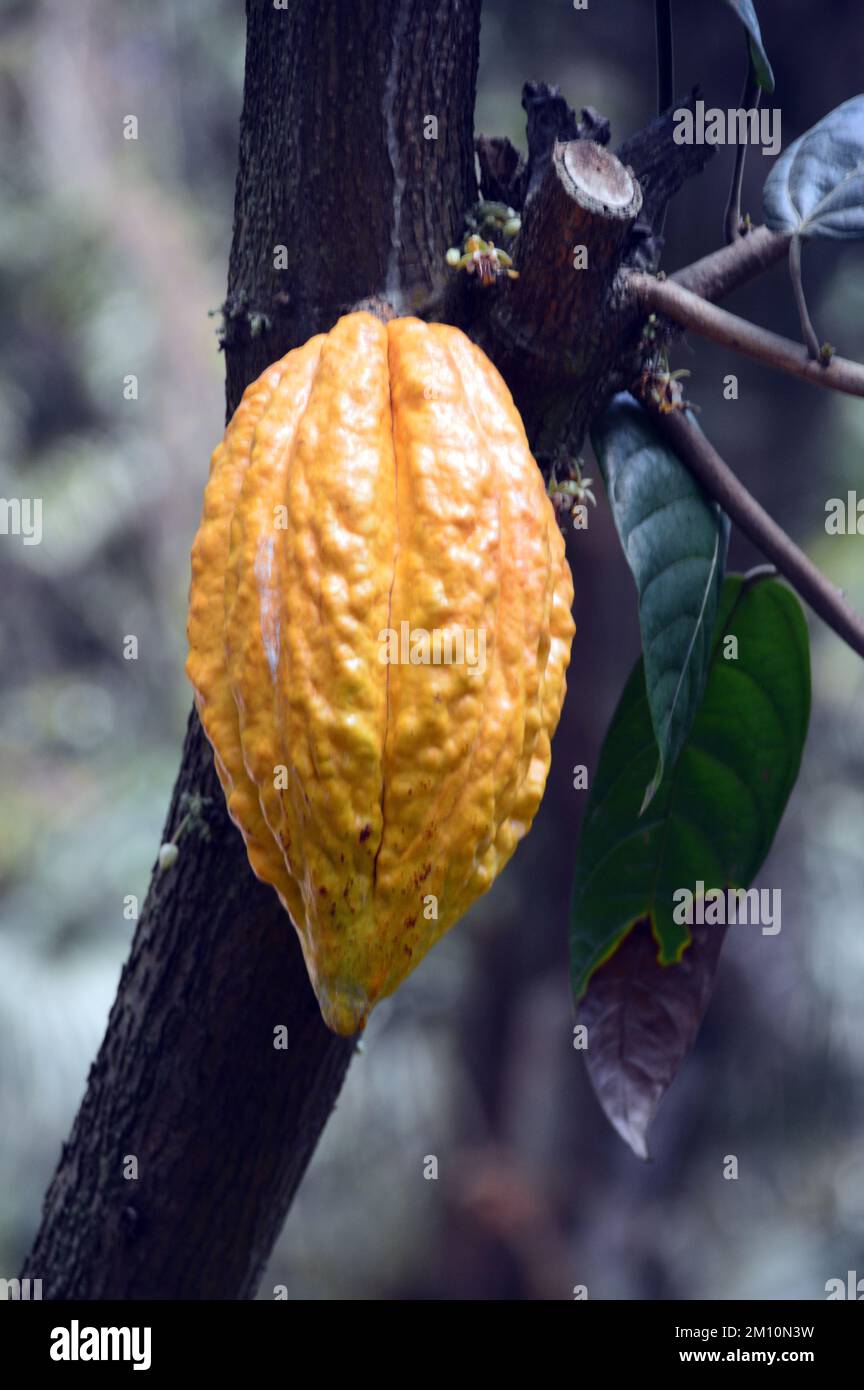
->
[186,312,574,1034]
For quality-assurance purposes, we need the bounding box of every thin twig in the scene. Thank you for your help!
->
[646,406,864,660]
[630,271,864,397]
[788,233,823,360]
[723,58,760,244]
[655,0,674,114]
[654,0,674,240]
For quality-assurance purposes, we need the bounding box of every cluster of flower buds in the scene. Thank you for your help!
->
[445,200,522,287]
[544,449,597,530]
[468,199,522,241]
[446,234,519,286]
[639,360,693,414]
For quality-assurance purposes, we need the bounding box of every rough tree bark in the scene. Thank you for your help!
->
[22,1,719,1300]
[22,0,482,1300]
[478,139,643,450]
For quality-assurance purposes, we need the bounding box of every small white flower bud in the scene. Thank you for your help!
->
[158,842,179,871]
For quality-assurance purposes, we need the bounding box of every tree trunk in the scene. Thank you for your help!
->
[22,0,482,1301]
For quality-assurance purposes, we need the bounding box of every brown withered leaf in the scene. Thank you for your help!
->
[579,918,727,1159]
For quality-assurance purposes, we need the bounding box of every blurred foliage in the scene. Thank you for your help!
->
[1,0,863,1301]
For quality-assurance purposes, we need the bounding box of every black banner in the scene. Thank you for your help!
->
[1,1297,858,1375]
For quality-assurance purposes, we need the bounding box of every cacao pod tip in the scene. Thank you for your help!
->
[319,980,371,1038]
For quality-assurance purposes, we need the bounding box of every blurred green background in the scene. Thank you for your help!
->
[1,0,863,1299]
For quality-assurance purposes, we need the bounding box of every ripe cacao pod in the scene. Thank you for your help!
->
[187,312,574,1034]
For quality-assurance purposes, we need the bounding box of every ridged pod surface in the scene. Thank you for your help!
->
[187,312,575,1034]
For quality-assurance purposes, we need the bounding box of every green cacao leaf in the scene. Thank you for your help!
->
[721,0,775,93]
[570,575,810,999]
[764,95,864,239]
[591,395,728,812]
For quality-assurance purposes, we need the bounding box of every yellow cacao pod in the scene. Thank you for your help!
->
[187,312,574,1034]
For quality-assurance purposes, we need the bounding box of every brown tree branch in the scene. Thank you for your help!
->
[478,139,643,450]
[629,271,864,398]
[520,81,610,203]
[473,90,720,451]
[650,406,864,660]
[475,83,611,212]
[670,223,790,301]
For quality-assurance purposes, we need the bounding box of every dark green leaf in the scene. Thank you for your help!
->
[721,0,775,93]
[764,95,864,239]
[591,396,728,811]
[571,576,810,999]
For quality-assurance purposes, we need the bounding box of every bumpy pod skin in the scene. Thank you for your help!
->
[187,313,575,1034]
